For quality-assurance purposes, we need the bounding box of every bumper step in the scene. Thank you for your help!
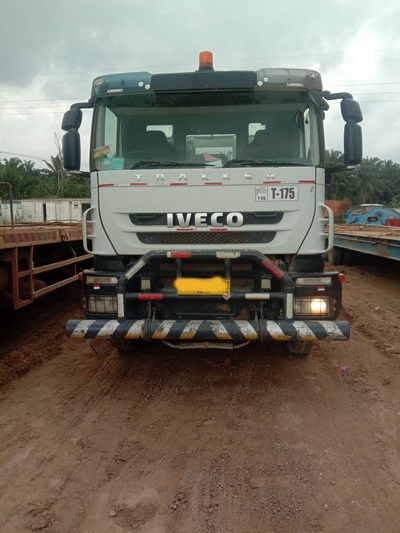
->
[66,318,349,342]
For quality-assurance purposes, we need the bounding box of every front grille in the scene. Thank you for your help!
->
[130,212,283,226]
[138,231,276,245]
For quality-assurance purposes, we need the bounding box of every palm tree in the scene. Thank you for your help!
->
[43,133,67,197]
[0,158,40,199]
[325,150,351,200]
[43,154,65,197]
[351,157,389,204]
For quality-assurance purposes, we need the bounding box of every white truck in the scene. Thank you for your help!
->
[63,51,363,354]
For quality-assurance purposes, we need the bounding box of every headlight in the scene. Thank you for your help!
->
[88,295,118,313]
[294,297,330,317]
[310,298,328,314]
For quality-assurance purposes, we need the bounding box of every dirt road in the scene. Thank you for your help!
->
[0,258,399,532]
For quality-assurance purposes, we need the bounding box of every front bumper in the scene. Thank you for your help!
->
[66,318,349,342]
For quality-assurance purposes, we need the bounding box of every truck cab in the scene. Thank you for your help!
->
[63,52,362,354]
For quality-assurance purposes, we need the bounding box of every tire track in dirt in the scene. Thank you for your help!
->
[0,259,399,532]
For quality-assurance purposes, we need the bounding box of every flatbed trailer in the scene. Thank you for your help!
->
[330,224,400,263]
[0,223,92,309]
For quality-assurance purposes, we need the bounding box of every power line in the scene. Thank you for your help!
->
[0,139,54,149]
[0,111,65,116]
[0,150,89,167]
[0,106,70,110]
[2,97,400,117]
[0,150,53,162]
[0,47,399,80]
[3,57,400,89]
[1,91,400,111]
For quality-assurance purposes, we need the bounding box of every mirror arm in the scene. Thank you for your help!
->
[71,170,90,178]
[70,101,94,110]
[322,91,354,100]
[326,165,356,174]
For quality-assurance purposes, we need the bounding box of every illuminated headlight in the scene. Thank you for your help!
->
[88,295,118,313]
[295,277,332,286]
[86,275,118,285]
[294,297,330,317]
[310,298,328,314]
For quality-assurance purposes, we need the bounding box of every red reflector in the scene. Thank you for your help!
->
[204,182,223,186]
[138,294,163,300]
[130,183,148,186]
[78,272,83,281]
[210,228,227,231]
[99,183,114,187]
[262,258,284,279]
[169,252,192,258]
[339,273,346,283]
[170,183,188,186]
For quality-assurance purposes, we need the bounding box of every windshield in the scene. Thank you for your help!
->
[91,89,322,171]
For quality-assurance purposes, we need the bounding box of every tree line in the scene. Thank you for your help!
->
[1,149,400,206]
[326,150,400,207]
[0,155,89,200]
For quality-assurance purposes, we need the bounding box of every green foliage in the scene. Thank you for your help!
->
[63,174,90,198]
[325,150,400,205]
[0,158,41,199]
[0,155,89,200]
[42,154,90,198]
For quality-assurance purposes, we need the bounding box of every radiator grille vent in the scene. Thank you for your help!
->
[138,232,275,245]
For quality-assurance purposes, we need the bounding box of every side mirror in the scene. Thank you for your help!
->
[344,122,362,166]
[63,130,81,171]
[341,99,363,123]
[61,108,82,131]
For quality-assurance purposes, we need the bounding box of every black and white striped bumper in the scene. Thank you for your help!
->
[66,318,349,342]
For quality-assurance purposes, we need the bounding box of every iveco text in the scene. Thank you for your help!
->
[167,212,244,228]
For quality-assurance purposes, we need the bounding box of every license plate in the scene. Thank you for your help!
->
[175,276,230,295]
[268,185,298,201]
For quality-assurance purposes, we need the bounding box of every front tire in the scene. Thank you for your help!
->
[286,340,314,356]
[111,338,143,354]
[327,246,343,265]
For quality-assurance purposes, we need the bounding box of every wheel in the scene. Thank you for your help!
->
[286,340,314,356]
[342,249,354,265]
[290,254,324,273]
[327,246,343,265]
[111,338,144,354]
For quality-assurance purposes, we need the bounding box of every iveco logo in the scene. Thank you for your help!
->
[167,212,244,228]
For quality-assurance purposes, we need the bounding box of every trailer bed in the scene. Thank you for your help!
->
[0,223,92,309]
[333,224,400,262]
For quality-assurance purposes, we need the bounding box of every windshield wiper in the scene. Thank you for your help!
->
[131,160,216,169]
[223,159,306,168]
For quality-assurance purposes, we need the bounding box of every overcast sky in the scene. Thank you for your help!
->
[1,0,399,170]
